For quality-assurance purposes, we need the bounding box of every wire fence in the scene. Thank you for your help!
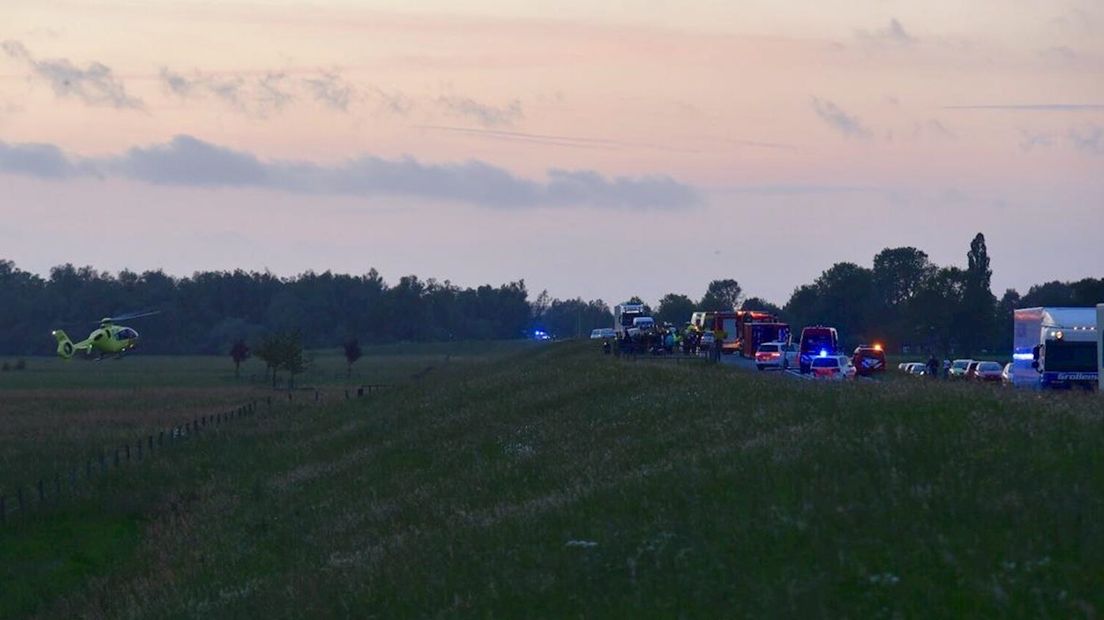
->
[0,398,269,527]
[0,381,403,527]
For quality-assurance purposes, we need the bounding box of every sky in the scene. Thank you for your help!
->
[1,0,1101,306]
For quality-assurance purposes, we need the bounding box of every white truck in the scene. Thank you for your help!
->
[614,303,650,338]
[1099,304,1104,392]
[1012,307,1098,390]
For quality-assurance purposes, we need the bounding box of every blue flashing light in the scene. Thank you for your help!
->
[1012,353,1034,361]
[819,349,828,358]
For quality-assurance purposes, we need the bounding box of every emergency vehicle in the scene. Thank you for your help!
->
[799,326,839,373]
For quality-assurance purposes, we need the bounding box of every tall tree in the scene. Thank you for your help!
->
[960,233,997,353]
[655,293,696,326]
[698,279,742,312]
[872,247,934,310]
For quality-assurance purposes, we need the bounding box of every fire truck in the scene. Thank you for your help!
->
[699,310,789,356]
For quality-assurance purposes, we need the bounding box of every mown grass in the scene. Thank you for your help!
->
[4,340,1103,617]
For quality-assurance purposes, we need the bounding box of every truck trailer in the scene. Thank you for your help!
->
[1012,307,1098,389]
[1099,304,1104,392]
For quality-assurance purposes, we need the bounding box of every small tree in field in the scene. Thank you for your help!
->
[254,334,282,388]
[343,338,362,379]
[282,331,309,390]
[230,339,250,379]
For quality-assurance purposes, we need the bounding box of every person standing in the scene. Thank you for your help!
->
[713,327,726,362]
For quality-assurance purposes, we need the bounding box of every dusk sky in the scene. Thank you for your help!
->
[1,0,1101,306]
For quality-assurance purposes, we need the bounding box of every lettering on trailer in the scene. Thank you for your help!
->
[1049,372,1098,381]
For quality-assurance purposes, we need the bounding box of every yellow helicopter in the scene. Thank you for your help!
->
[52,311,160,360]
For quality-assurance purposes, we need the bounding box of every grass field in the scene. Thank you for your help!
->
[2,340,1102,617]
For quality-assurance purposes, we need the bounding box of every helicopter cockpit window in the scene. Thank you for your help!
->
[93,332,105,341]
[117,328,138,340]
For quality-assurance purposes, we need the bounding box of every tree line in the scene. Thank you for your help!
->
[0,232,1100,356]
[648,233,1101,355]
[0,264,532,354]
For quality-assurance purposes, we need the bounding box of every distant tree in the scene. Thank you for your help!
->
[698,279,742,311]
[911,266,966,354]
[343,337,362,379]
[740,296,784,318]
[655,293,696,326]
[996,288,1021,351]
[625,296,653,315]
[1069,278,1104,305]
[281,331,309,390]
[230,338,250,379]
[254,333,283,388]
[872,247,934,310]
[783,284,820,333]
[531,289,552,320]
[960,233,996,353]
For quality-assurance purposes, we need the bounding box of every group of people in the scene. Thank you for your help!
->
[603,323,730,362]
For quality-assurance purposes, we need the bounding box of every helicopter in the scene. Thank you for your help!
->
[51,310,160,360]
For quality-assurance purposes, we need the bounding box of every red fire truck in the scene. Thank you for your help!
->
[702,310,789,356]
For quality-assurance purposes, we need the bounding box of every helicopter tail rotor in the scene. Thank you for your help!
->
[52,330,75,360]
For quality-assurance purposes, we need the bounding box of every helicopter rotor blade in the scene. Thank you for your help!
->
[102,310,161,323]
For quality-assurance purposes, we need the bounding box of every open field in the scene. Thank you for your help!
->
[0,342,534,491]
[2,340,1103,617]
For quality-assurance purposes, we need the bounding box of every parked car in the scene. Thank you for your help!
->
[754,341,798,370]
[852,345,886,376]
[905,363,927,376]
[964,361,981,380]
[755,342,784,370]
[1001,362,1014,384]
[974,361,1003,382]
[810,355,856,380]
[590,327,616,340]
[948,359,974,379]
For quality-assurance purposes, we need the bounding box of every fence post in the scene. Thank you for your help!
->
[125,444,131,462]
[159,431,164,446]
[149,435,154,451]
